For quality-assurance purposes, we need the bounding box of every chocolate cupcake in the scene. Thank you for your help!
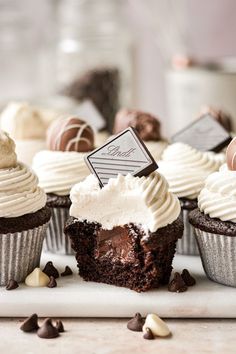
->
[189,138,236,287]
[33,116,93,254]
[113,109,168,161]
[0,131,51,285]
[158,142,225,255]
[65,172,183,292]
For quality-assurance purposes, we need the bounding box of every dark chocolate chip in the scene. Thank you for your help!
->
[55,320,65,333]
[37,318,59,339]
[20,314,39,332]
[181,269,196,286]
[61,266,73,277]
[6,279,19,290]
[127,313,144,332]
[43,261,59,279]
[47,276,57,288]
[85,127,158,187]
[143,327,154,340]
[168,272,188,293]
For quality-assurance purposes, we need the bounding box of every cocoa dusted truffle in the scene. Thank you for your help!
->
[47,116,95,153]
[113,109,161,141]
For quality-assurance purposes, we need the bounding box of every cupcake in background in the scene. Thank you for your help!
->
[0,102,59,165]
[0,131,51,285]
[158,142,225,255]
[33,116,93,255]
[113,109,168,161]
[189,138,236,287]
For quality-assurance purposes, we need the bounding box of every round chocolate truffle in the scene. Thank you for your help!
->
[113,109,161,141]
[47,116,94,152]
[226,137,236,171]
[200,106,232,132]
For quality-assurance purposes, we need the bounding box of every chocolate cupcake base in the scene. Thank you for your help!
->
[65,217,183,292]
[177,198,199,256]
[189,208,236,287]
[0,207,51,285]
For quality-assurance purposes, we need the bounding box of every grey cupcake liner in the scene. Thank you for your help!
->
[0,223,48,285]
[44,207,74,255]
[194,228,236,287]
[177,208,199,256]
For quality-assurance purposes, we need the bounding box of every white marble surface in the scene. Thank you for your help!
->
[1,253,236,318]
[0,318,235,354]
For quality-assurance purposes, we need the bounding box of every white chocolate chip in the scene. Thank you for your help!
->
[25,268,50,287]
[143,314,170,337]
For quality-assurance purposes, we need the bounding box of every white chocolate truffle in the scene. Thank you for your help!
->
[0,130,17,169]
[143,314,170,337]
[25,268,50,287]
[1,102,46,140]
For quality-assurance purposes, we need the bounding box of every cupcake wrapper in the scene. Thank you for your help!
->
[177,208,199,256]
[0,223,48,285]
[195,228,236,287]
[44,207,74,255]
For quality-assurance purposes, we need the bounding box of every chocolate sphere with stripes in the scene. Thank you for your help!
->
[47,116,95,152]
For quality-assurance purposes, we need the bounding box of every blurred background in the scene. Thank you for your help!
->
[1,0,236,136]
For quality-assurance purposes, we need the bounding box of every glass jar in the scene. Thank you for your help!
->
[56,0,134,132]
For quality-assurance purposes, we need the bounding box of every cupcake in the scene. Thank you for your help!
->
[0,131,51,285]
[189,138,236,287]
[0,102,59,165]
[113,109,168,161]
[158,142,225,255]
[65,171,183,292]
[33,116,93,254]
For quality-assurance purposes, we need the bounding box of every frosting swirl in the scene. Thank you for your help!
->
[70,171,180,232]
[33,150,90,196]
[158,143,225,199]
[0,163,46,218]
[198,164,236,222]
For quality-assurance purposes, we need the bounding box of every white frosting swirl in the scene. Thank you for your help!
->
[70,171,181,232]
[33,150,90,196]
[0,163,46,218]
[158,143,225,199]
[198,164,236,222]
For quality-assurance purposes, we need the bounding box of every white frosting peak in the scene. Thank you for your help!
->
[158,143,225,199]
[198,163,236,222]
[70,172,181,232]
[0,131,17,169]
[33,150,90,195]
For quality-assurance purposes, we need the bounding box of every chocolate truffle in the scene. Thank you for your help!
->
[47,116,94,153]
[113,109,161,141]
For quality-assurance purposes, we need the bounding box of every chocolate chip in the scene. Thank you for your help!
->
[47,276,57,288]
[168,272,187,293]
[37,318,59,339]
[6,279,19,290]
[181,269,196,286]
[55,320,65,333]
[61,266,73,276]
[20,314,39,332]
[127,313,144,332]
[143,327,154,340]
[43,261,59,279]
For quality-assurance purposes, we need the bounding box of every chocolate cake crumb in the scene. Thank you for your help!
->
[168,272,187,293]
